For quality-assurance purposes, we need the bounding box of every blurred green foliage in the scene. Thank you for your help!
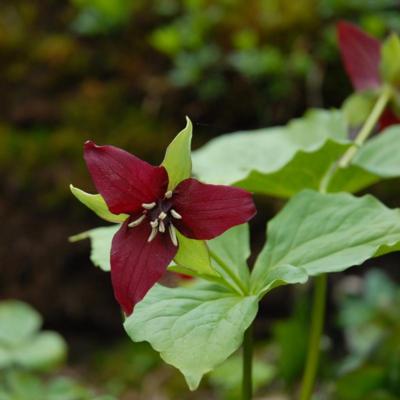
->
[0,300,115,400]
[332,270,400,400]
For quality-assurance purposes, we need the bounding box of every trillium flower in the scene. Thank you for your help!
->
[337,21,400,129]
[75,119,256,315]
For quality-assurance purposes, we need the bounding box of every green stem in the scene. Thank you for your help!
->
[299,274,327,400]
[299,86,392,400]
[242,324,253,400]
[339,85,392,168]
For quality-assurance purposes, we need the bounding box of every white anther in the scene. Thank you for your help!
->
[159,220,165,233]
[142,202,156,210]
[159,211,167,220]
[150,220,159,228]
[147,227,158,242]
[128,214,146,228]
[165,191,173,199]
[170,209,182,219]
[168,224,178,246]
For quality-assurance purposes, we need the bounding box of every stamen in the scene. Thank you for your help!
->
[147,227,158,242]
[142,202,156,210]
[159,211,167,220]
[168,224,178,246]
[170,209,182,219]
[150,220,159,228]
[128,214,145,228]
[165,191,173,199]
[159,220,165,233]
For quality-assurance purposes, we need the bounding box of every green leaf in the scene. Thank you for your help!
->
[353,125,400,178]
[0,301,41,347]
[124,282,258,390]
[208,224,251,292]
[13,332,67,371]
[193,109,350,198]
[380,34,400,86]
[251,190,400,295]
[162,117,193,190]
[70,185,128,223]
[172,232,219,278]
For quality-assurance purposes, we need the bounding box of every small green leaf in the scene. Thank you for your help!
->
[162,117,193,190]
[70,185,128,223]
[0,301,41,347]
[251,190,400,295]
[380,34,400,86]
[173,232,219,278]
[70,225,120,271]
[124,282,258,390]
[13,332,67,371]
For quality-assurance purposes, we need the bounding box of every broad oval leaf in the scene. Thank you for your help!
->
[70,185,128,223]
[193,109,350,197]
[380,34,400,86]
[251,190,400,295]
[162,116,193,190]
[124,282,258,390]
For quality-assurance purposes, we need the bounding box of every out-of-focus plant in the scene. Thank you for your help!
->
[0,300,66,371]
[0,300,115,400]
[331,270,400,400]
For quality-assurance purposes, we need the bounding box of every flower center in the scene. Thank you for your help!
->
[127,190,182,246]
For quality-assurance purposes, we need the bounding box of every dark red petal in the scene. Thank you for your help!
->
[84,141,168,214]
[379,108,400,131]
[111,219,177,315]
[337,21,381,91]
[172,178,256,240]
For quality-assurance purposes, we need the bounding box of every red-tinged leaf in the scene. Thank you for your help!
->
[84,141,168,215]
[172,178,256,240]
[111,219,177,315]
[379,108,400,131]
[337,21,381,91]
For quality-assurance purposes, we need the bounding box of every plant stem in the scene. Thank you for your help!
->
[339,85,392,168]
[299,85,392,400]
[242,324,253,400]
[299,274,327,400]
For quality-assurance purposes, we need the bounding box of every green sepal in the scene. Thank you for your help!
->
[380,33,400,87]
[70,184,128,223]
[172,232,220,278]
[162,116,193,190]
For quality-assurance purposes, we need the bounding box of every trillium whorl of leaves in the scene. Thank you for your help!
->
[83,137,256,315]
